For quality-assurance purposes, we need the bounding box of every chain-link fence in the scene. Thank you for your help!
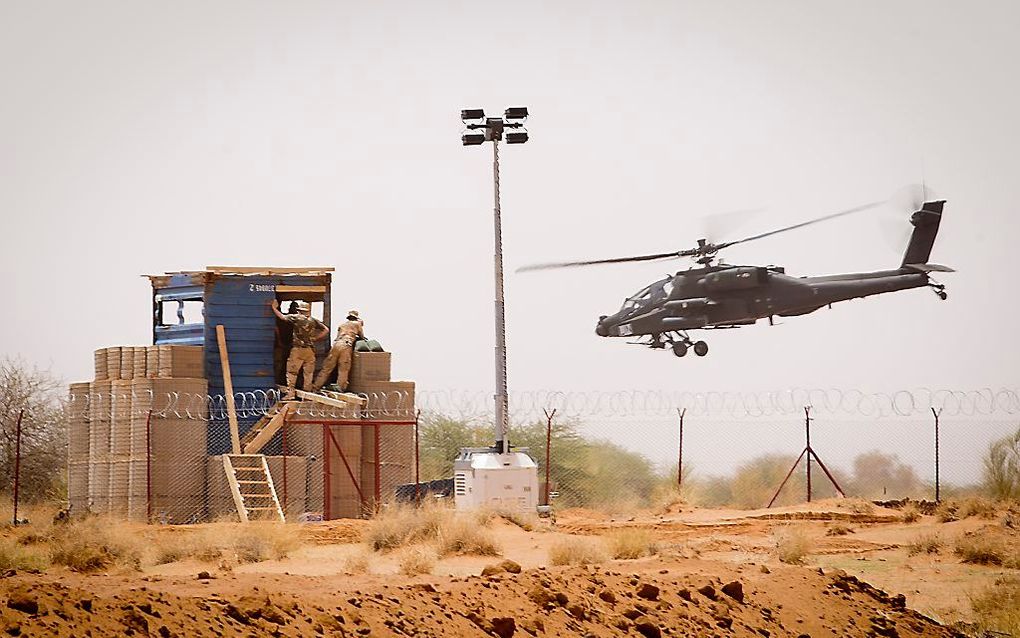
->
[5,387,1017,524]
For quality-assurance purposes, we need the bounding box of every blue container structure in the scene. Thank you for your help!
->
[146,267,332,453]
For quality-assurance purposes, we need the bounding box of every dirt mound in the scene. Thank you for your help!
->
[0,557,953,637]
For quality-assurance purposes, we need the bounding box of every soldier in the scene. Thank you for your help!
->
[313,309,365,392]
[269,300,329,400]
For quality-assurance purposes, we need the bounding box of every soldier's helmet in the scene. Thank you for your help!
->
[296,301,312,314]
[347,310,360,320]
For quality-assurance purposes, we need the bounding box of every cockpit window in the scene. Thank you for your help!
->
[620,277,671,311]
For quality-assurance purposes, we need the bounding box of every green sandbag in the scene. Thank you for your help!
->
[355,339,384,352]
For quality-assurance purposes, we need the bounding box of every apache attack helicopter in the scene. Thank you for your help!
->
[519,197,952,358]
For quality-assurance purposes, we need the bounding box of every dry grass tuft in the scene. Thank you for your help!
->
[0,538,49,572]
[900,503,922,523]
[906,532,943,556]
[231,523,301,563]
[838,499,875,515]
[398,545,436,576]
[959,497,998,520]
[772,527,813,565]
[365,504,501,557]
[970,576,1020,636]
[549,537,608,566]
[152,523,301,565]
[935,500,960,523]
[48,518,143,572]
[954,534,1007,566]
[342,548,372,574]
[437,518,501,557]
[605,528,659,559]
[825,524,854,537]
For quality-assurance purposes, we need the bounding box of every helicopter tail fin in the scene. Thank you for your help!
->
[900,200,945,267]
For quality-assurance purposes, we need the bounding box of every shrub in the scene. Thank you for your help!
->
[605,529,659,559]
[970,576,1020,636]
[772,527,812,565]
[983,429,1020,501]
[906,532,942,556]
[549,537,608,566]
[398,545,436,576]
[825,524,854,537]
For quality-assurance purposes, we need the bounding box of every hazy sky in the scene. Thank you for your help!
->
[2,0,1018,395]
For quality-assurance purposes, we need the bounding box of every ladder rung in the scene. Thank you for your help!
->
[236,480,269,485]
[245,507,280,511]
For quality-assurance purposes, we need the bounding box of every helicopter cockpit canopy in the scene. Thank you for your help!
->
[620,276,673,312]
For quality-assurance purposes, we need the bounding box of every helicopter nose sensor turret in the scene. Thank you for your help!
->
[595,317,609,336]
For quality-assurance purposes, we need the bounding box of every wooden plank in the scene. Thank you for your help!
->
[242,403,291,454]
[275,285,327,293]
[322,391,369,407]
[205,266,334,274]
[216,325,241,455]
[222,455,249,523]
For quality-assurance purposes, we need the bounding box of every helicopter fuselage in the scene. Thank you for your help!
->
[594,264,939,340]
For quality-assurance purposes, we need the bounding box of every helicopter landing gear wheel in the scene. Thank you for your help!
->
[693,341,709,357]
[938,291,947,301]
[672,342,688,357]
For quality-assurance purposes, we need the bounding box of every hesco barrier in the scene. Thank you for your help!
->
[58,387,1020,522]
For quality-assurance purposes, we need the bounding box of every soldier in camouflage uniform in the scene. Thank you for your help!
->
[313,310,365,392]
[270,300,329,400]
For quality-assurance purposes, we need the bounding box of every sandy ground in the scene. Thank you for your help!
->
[0,499,1016,636]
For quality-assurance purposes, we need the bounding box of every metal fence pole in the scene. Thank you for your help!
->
[12,409,24,526]
[542,408,556,506]
[805,406,812,503]
[281,421,288,521]
[322,423,331,520]
[677,408,686,489]
[931,407,942,503]
[414,410,421,505]
[145,410,152,523]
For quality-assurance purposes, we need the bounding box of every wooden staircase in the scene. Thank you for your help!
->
[222,454,285,522]
[240,402,292,454]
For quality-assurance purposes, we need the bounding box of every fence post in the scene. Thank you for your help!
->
[931,407,942,503]
[281,421,288,521]
[414,410,421,505]
[677,408,686,489]
[12,409,24,526]
[322,422,330,520]
[804,406,812,503]
[542,408,556,507]
[145,409,152,523]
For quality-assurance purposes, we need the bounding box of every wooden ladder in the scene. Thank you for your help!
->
[222,454,285,522]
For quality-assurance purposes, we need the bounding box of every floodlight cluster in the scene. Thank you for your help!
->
[460,107,529,146]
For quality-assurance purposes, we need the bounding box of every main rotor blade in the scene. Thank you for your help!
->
[516,251,680,272]
[716,200,884,249]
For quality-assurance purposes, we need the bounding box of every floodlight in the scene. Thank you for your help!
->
[462,132,486,146]
[461,108,485,121]
[504,106,529,120]
[505,131,529,144]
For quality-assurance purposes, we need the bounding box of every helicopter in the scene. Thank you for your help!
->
[519,198,952,357]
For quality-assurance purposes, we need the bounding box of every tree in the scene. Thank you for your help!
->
[983,428,1020,501]
[847,451,925,500]
[0,358,68,502]
[416,413,663,508]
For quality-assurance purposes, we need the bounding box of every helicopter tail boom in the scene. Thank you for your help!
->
[901,200,945,267]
